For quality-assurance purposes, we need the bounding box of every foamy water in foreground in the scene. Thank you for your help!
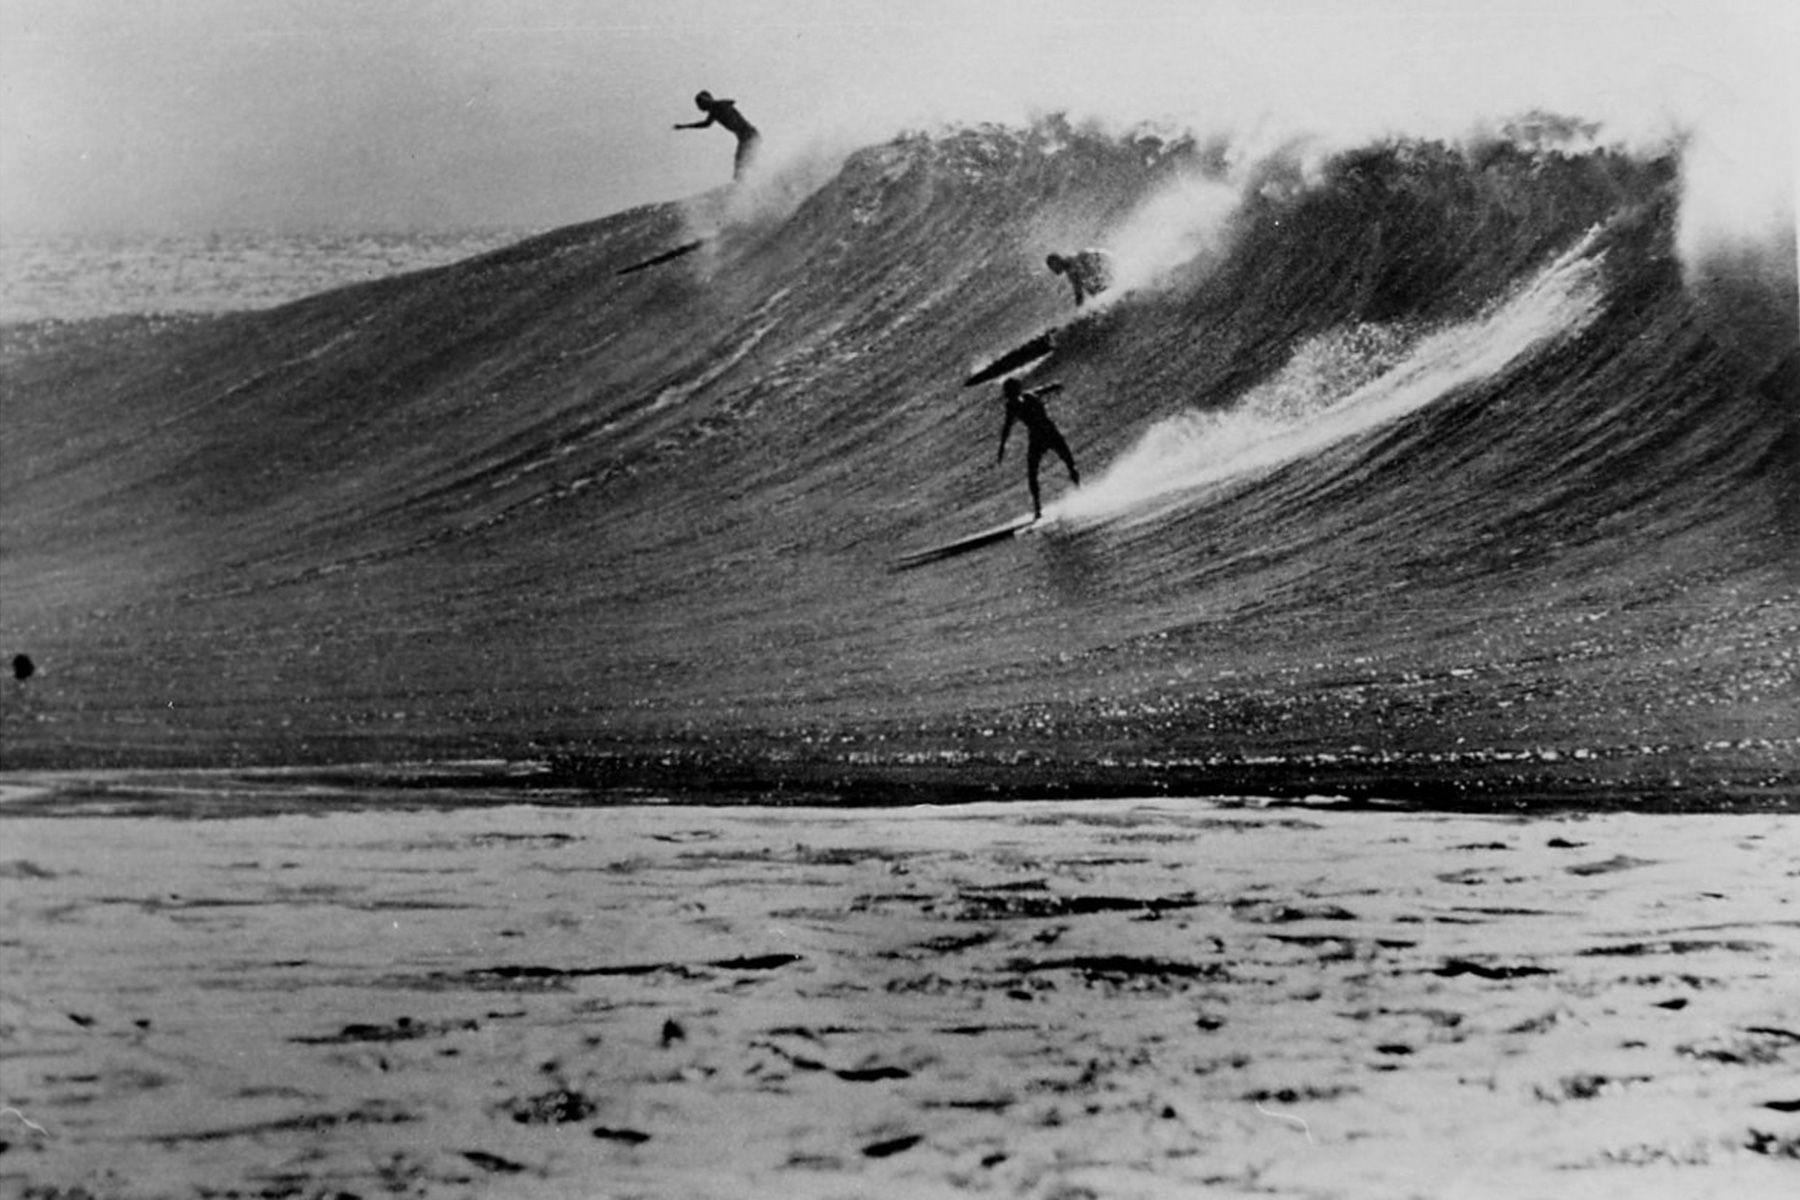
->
[3,776,1795,1198]
[0,229,539,323]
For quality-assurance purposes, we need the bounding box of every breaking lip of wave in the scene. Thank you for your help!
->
[1049,228,1610,530]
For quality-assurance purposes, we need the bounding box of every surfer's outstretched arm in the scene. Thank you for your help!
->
[677,91,727,130]
[998,407,1017,463]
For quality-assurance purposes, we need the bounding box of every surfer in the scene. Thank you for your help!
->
[997,377,1080,520]
[1046,249,1114,307]
[675,91,761,180]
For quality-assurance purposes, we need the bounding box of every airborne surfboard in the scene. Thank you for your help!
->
[964,302,1128,387]
[892,515,1038,570]
[617,239,708,276]
[963,329,1058,387]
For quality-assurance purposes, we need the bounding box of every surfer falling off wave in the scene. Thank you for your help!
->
[998,378,1080,520]
[675,91,761,180]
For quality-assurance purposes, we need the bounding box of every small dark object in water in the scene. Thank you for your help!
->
[462,1150,526,1173]
[1432,958,1555,980]
[500,1087,597,1125]
[835,1064,911,1082]
[11,653,33,682]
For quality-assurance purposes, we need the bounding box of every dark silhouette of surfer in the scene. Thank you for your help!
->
[675,91,760,180]
[1046,249,1114,306]
[997,378,1080,519]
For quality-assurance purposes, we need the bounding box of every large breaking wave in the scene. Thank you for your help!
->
[2,116,1795,805]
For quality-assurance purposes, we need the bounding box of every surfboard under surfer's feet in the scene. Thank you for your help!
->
[892,513,1039,570]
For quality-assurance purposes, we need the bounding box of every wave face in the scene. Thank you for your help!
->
[3,118,1796,805]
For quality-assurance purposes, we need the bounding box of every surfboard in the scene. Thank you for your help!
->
[617,239,707,276]
[963,329,1058,387]
[964,302,1129,387]
[892,515,1037,570]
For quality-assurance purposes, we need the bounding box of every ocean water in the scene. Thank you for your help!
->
[2,120,1796,805]
[0,228,541,323]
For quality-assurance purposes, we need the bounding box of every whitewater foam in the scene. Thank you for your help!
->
[678,132,861,247]
[1052,229,1609,528]
[1099,171,1243,300]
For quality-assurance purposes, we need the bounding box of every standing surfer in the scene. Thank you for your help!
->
[1046,249,1115,307]
[997,377,1080,520]
[675,91,761,181]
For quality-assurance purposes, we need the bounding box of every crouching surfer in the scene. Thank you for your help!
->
[997,377,1080,520]
[1046,248,1114,307]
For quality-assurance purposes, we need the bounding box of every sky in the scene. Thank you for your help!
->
[0,0,1794,236]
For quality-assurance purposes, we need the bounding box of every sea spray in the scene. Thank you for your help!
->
[1676,116,1798,377]
[1098,170,1243,299]
[678,131,862,250]
[1052,228,1609,528]
[1060,137,1323,307]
